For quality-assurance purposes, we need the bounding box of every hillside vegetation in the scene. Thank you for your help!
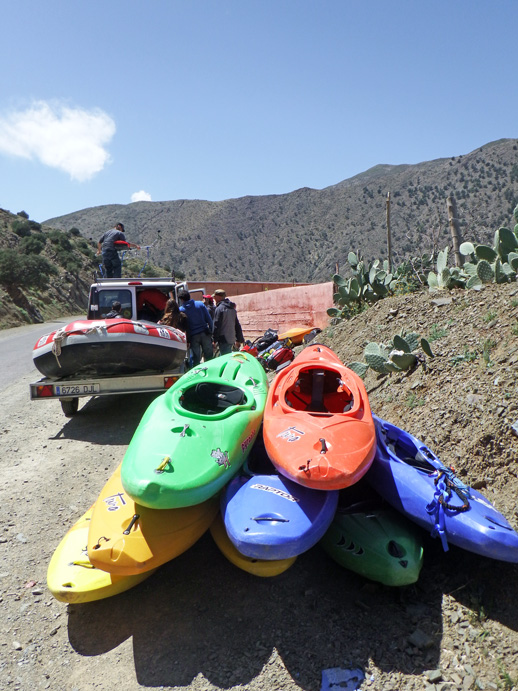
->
[45,138,518,283]
[0,209,168,329]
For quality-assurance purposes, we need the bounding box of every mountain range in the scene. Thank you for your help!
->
[45,138,518,283]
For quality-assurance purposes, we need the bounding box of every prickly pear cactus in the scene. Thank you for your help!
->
[476,259,495,283]
[347,361,369,378]
[388,351,417,370]
[475,245,498,262]
[364,342,391,373]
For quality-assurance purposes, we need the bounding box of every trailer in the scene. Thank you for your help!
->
[30,368,183,417]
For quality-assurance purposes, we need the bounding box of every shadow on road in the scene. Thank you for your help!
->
[67,532,450,690]
[50,392,162,445]
[66,524,518,689]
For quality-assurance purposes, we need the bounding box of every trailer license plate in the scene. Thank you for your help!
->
[54,384,100,396]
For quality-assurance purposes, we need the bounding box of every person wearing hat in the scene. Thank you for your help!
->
[202,294,215,321]
[212,289,244,356]
[97,222,140,278]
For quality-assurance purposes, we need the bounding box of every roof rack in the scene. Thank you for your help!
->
[93,276,178,284]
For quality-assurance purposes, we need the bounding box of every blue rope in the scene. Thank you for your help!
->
[426,467,471,552]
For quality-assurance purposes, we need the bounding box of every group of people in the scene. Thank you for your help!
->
[99,223,244,367]
[163,288,244,367]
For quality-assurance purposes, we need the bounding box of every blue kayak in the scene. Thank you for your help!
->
[366,415,518,563]
[221,436,339,560]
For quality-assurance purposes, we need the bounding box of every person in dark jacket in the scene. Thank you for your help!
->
[177,289,213,365]
[203,294,215,321]
[212,289,244,356]
[97,223,139,278]
[105,301,122,318]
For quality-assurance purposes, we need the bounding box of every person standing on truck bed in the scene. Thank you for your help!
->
[177,289,213,366]
[97,223,140,278]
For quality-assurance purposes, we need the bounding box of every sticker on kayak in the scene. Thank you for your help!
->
[211,448,230,469]
[250,483,300,503]
[156,327,171,339]
[241,430,256,453]
[277,426,305,442]
[103,492,127,511]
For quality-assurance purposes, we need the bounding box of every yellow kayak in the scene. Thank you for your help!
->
[88,464,219,575]
[47,508,156,603]
[210,513,297,577]
[277,326,320,345]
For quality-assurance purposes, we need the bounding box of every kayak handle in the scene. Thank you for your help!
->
[251,516,290,523]
[123,514,140,535]
[180,424,189,437]
[91,536,109,550]
[155,456,171,473]
[72,560,95,569]
[319,438,327,454]
[299,459,312,474]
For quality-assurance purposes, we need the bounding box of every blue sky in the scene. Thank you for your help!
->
[1,0,517,223]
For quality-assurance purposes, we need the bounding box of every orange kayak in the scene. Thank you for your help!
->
[88,464,218,576]
[263,344,376,490]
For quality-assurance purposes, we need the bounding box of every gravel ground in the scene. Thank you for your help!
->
[1,282,518,691]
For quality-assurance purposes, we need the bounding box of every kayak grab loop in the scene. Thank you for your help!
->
[155,456,171,474]
[319,438,327,454]
[426,468,470,551]
[434,468,470,511]
[91,536,109,551]
[123,514,140,535]
[190,366,208,377]
[179,424,190,437]
[298,459,312,474]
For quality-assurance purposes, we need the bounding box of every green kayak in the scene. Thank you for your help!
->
[320,483,424,586]
[121,352,268,509]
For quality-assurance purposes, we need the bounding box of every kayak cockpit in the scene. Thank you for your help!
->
[179,382,249,416]
[284,367,354,415]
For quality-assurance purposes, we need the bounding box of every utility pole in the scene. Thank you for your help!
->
[386,192,393,272]
[447,195,463,267]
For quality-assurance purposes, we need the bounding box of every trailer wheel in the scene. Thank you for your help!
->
[61,398,79,417]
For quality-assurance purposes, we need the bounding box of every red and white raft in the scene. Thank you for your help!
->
[32,319,187,379]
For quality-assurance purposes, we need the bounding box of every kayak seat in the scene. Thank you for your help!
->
[285,369,353,413]
[305,370,328,413]
[181,382,246,414]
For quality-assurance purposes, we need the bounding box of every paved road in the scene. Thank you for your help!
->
[0,315,83,389]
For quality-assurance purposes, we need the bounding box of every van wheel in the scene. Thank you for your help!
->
[61,398,79,417]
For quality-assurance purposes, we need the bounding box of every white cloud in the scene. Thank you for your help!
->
[131,190,152,202]
[0,100,116,181]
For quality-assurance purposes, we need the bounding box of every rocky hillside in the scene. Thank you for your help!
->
[45,138,518,283]
[0,209,167,329]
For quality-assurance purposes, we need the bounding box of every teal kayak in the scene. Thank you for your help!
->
[121,352,268,509]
